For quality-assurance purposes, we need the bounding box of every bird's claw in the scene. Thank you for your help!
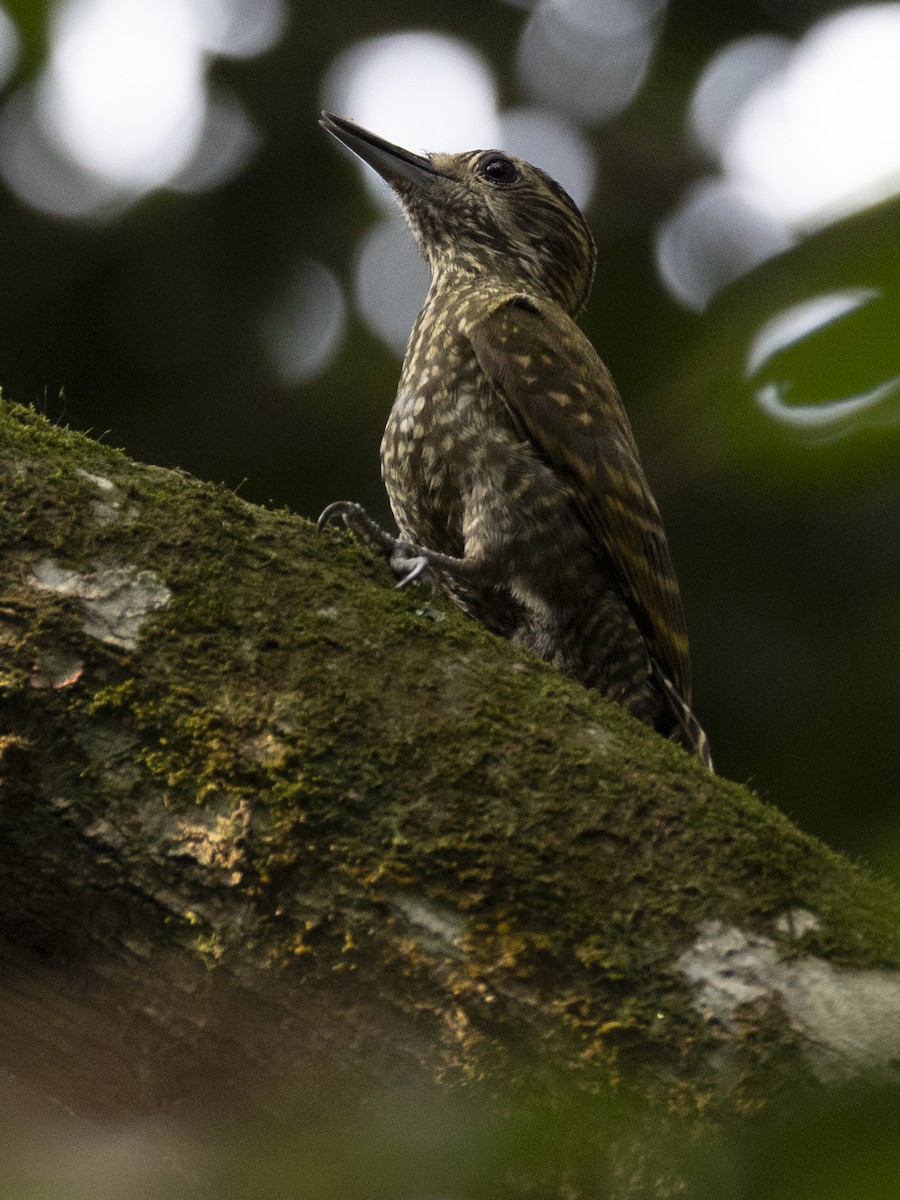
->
[317,500,360,532]
[392,554,430,589]
[317,501,391,551]
[317,501,433,586]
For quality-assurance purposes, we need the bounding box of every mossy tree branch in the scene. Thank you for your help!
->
[1,397,898,1134]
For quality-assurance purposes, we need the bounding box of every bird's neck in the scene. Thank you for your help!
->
[424,263,541,322]
[425,256,580,318]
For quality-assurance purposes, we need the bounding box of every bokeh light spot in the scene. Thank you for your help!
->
[261,259,347,385]
[689,34,792,163]
[187,0,287,58]
[516,0,666,124]
[0,83,135,218]
[354,214,430,357]
[321,31,500,166]
[663,5,900,308]
[0,0,281,217]
[498,106,597,211]
[725,4,900,228]
[554,0,666,36]
[169,88,260,193]
[746,289,880,378]
[755,375,900,437]
[39,0,206,188]
[655,178,794,311]
[747,290,900,441]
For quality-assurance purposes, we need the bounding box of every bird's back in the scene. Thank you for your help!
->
[381,277,706,761]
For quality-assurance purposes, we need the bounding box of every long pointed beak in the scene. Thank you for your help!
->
[319,111,442,189]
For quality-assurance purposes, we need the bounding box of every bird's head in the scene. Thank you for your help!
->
[321,112,596,317]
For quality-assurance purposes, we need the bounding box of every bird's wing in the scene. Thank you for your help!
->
[468,294,692,702]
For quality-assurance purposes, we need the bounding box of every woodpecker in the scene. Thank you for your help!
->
[318,112,711,768]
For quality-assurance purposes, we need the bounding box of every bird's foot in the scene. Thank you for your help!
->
[389,553,431,589]
[317,501,438,589]
[318,501,396,556]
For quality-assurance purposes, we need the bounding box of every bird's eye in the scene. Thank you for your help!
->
[478,155,519,185]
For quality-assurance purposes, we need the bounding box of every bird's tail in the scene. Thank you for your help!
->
[654,666,714,772]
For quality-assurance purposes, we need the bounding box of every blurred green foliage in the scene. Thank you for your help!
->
[0,0,898,878]
[2,1075,899,1197]
[653,198,900,864]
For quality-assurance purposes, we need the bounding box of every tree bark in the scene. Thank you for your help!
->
[1,397,898,1185]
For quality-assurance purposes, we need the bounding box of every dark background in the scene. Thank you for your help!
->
[1,0,898,872]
